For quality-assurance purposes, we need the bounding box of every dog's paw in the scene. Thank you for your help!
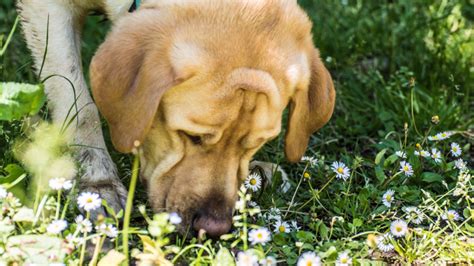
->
[249,161,291,193]
[79,180,128,219]
[77,148,128,218]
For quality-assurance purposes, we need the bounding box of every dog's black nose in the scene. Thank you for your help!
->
[192,213,232,238]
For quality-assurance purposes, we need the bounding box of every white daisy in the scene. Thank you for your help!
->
[400,161,414,176]
[236,250,259,266]
[301,156,318,167]
[414,150,430,158]
[437,131,453,140]
[376,233,394,252]
[402,206,424,224]
[454,159,467,171]
[450,143,462,157]
[390,220,408,237]
[382,190,395,208]
[428,135,439,141]
[260,256,277,266]
[77,192,102,212]
[97,223,118,238]
[75,215,92,233]
[291,220,301,231]
[49,177,73,191]
[267,207,282,221]
[169,212,182,224]
[244,173,262,192]
[273,220,290,234]
[0,186,7,199]
[442,209,462,221]
[395,151,407,158]
[331,161,351,181]
[297,252,321,266]
[248,227,271,245]
[336,251,352,266]
[47,220,68,234]
[431,148,442,163]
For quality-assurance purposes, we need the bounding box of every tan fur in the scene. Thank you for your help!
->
[90,0,335,231]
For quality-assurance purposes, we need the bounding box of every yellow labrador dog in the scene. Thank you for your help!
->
[18,0,335,237]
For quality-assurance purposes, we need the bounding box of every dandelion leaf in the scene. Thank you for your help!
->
[0,82,45,121]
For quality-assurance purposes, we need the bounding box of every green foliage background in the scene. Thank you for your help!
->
[0,0,473,264]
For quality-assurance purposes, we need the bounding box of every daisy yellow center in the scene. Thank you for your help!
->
[279,225,286,233]
[257,233,263,239]
[86,198,93,203]
[448,213,454,220]
[403,166,409,171]
[306,262,313,266]
[386,195,392,201]
[442,133,447,137]
[250,178,257,185]
[395,225,403,232]
[341,258,348,263]
[453,147,457,152]
[304,172,310,179]
[337,167,344,174]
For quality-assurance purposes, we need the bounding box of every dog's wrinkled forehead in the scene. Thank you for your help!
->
[160,68,284,142]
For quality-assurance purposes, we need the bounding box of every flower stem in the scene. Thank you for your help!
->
[122,153,140,262]
[79,212,90,266]
[55,190,61,220]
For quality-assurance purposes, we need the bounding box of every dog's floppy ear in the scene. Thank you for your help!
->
[90,18,175,153]
[285,48,336,162]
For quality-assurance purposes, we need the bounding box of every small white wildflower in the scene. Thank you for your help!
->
[450,143,462,157]
[400,161,414,176]
[382,189,395,208]
[301,156,318,167]
[442,209,462,221]
[402,206,424,224]
[331,161,351,181]
[291,220,301,231]
[244,173,262,192]
[0,186,7,199]
[273,220,290,233]
[267,207,282,221]
[454,159,467,171]
[12,207,35,222]
[297,252,321,266]
[390,220,408,237]
[77,192,102,212]
[431,148,442,163]
[75,215,92,233]
[376,234,394,252]
[336,251,352,266]
[395,151,407,158]
[248,227,271,245]
[169,212,182,224]
[47,220,68,234]
[236,250,259,266]
[49,177,73,191]
[235,198,245,212]
[428,135,438,141]
[260,256,277,266]
[97,223,118,238]
[248,201,258,208]
[414,150,430,158]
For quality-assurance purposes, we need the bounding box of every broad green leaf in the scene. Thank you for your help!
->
[383,154,399,167]
[375,149,387,165]
[0,82,45,121]
[421,172,444,183]
[375,165,386,183]
[213,247,236,266]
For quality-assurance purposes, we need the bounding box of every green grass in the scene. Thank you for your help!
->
[0,0,473,265]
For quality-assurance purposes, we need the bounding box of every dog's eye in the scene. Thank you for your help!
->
[183,132,203,145]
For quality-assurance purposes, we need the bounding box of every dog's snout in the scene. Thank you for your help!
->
[192,212,232,238]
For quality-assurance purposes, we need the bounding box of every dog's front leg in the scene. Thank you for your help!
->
[17,0,127,214]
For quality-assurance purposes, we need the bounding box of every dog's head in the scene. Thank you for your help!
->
[90,0,335,237]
